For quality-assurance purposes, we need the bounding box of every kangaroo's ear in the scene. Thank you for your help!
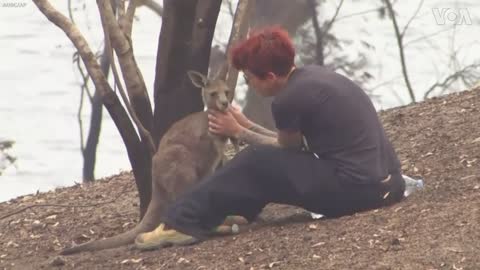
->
[187,70,208,89]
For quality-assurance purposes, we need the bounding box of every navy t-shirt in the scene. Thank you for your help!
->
[271,65,401,184]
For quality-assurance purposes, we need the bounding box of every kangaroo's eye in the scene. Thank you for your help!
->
[225,90,230,96]
[210,92,217,98]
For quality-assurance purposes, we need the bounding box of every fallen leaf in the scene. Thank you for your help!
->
[30,234,41,239]
[32,220,43,229]
[472,137,480,143]
[269,261,281,268]
[177,257,189,264]
[311,242,325,247]
[6,241,19,248]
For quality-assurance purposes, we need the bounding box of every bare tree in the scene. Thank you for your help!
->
[380,0,478,102]
[383,0,419,103]
[308,0,345,66]
[424,62,480,99]
[71,0,164,183]
[69,0,113,183]
[32,0,223,218]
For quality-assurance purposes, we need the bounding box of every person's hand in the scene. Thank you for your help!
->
[208,109,244,138]
[228,103,252,129]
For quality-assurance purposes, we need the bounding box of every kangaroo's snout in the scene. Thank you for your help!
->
[220,101,229,110]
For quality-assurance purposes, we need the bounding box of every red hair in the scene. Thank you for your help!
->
[230,26,295,79]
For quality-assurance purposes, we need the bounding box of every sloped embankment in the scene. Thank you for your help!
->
[0,87,479,270]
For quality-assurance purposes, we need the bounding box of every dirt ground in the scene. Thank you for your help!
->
[1,88,480,270]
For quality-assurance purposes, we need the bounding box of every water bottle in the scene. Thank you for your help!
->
[310,212,324,219]
[403,175,424,197]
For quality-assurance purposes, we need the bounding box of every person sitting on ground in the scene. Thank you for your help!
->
[134,26,406,250]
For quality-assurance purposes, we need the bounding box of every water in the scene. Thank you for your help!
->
[0,1,160,201]
[0,1,478,202]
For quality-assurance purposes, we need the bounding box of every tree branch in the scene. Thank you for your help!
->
[32,0,150,196]
[97,0,154,134]
[384,0,416,103]
[322,0,344,35]
[224,0,254,89]
[101,12,156,155]
[400,0,423,38]
[117,0,126,19]
[138,0,163,17]
[120,0,137,38]
[335,8,379,22]
[424,63,480,99]
[308,0,324,66]
[78,80,86,153]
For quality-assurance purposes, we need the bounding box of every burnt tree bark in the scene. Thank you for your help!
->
[34,0,223,219]
[82,50,108,182]
[153,0,222,145]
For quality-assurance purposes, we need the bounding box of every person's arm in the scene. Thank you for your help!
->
[236,126,302,149]
[208,106,302,149]
[277,130,303,149]
[227,104,277,137]
[246,122,277,137]
[236,127,278,146]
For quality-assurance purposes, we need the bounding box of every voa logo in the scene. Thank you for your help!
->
[432,8,472,25]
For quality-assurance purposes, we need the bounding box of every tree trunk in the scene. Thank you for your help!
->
[102,91,152,219]
[308,0,325,66]
[152,0,222,146]
[243,0,311,129]
[82,50,108,182]
[243,90,276,130]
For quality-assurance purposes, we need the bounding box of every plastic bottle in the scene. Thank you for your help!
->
[403,175,424,197]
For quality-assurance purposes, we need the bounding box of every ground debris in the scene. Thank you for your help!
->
[1,91,480,269]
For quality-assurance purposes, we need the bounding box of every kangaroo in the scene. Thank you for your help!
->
[61,70,242,255]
